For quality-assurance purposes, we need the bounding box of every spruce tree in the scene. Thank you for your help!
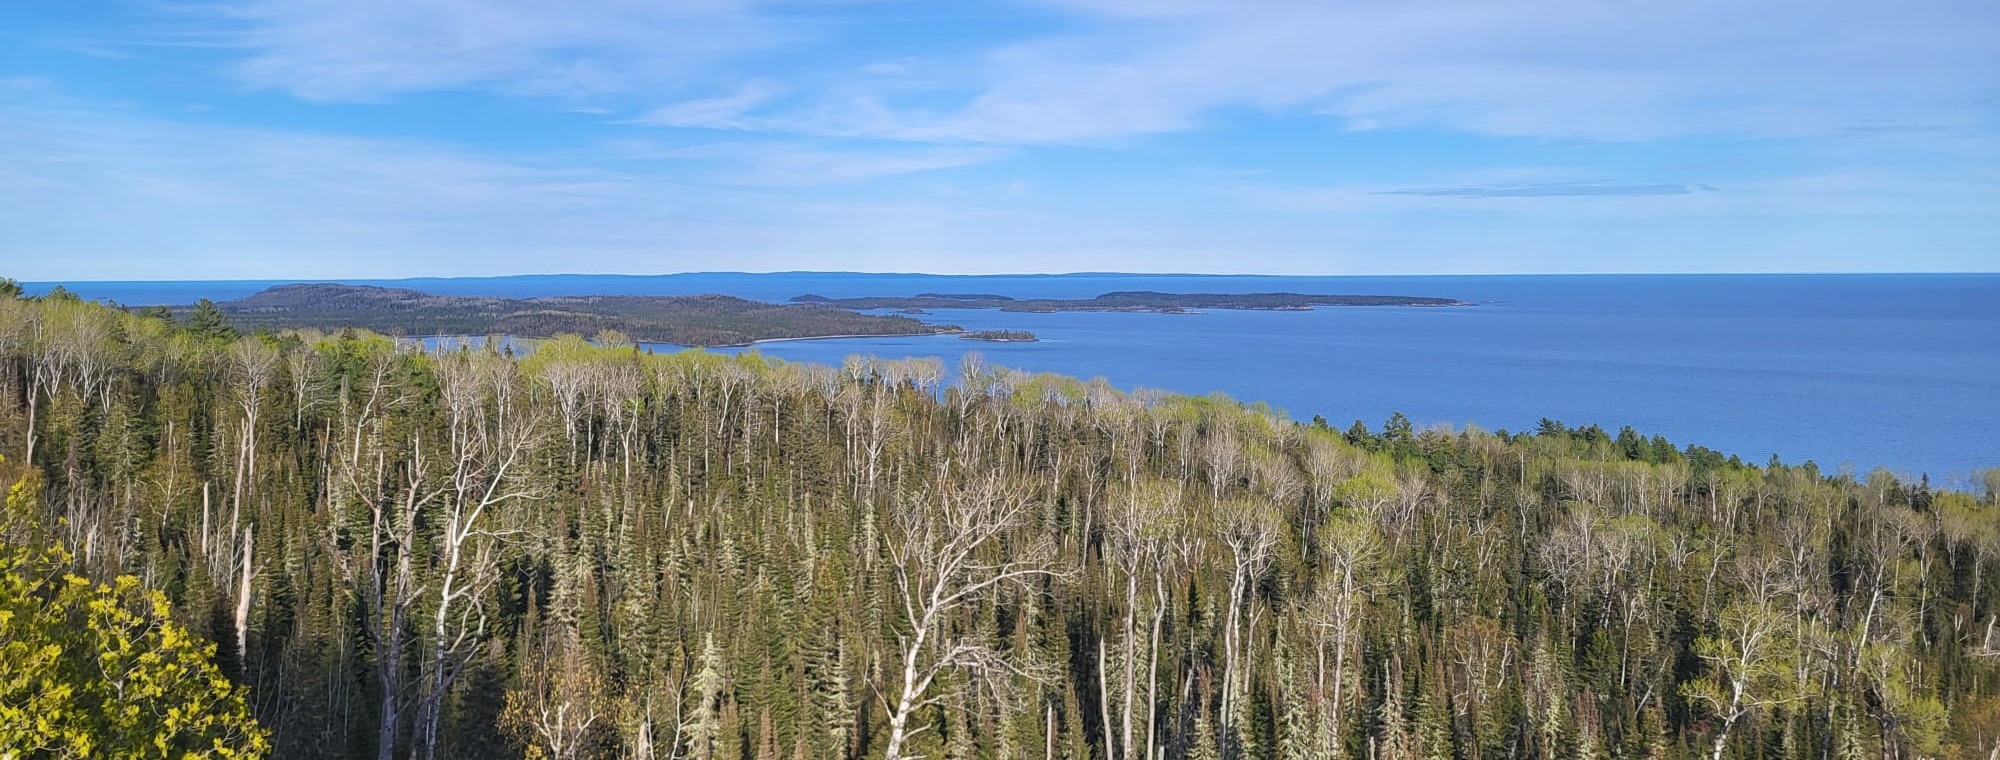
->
[686,633,729,760]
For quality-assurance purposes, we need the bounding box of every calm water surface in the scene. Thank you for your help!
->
[33,273,2000,479]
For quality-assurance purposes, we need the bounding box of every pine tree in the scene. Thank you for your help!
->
[1414,667,1452,760]
[686,633,729,760]
[812,632,855,760]
[1833,706,1871,760]
[1277,643,1331,760]
[1377,658,1414,760]
[1530,639,1568,758]
[188,298,239,342]
[1191,700,1222,760]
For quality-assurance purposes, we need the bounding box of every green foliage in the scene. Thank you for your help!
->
[36,285,80,303]
[0,463,269,758]
[186,298,238,342]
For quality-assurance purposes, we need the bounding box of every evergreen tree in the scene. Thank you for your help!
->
[189,298,239,342]
[1414,667,1452,760]
[1191,700,1222,760]
[686,632,730,760]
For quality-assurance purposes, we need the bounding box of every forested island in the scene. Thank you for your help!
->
[961,330,1039,342]
[190,283,959,346]
[2,284,1998,759]
[792,291,1467,313]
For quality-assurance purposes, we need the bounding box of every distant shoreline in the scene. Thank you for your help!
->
[21,273,1980,311]
[794,290,1469,313]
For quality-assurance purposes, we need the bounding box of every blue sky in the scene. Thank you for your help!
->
[2,0,1996,279]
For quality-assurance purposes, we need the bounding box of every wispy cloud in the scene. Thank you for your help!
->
[0,103,1031,278]
[128,0,2000,144]
[1836,121,1960,137]
[1376,182,1711,199]
[714,144,1008,186]
[3,0,1995,277]
[608,138,1008,186]
[0,75,52,90]
[203,0,792,101]
[0,105,690,261]
[690,0,2000,144]
[635,80,789,129]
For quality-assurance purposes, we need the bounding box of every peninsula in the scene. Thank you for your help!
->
[204,284,960,346]
[792,290,1466,313]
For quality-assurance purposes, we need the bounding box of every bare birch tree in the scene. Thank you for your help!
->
[882,474,1060,760]
[1217,497,1278,746]
[413,349,547,760]
[1106,477,1183,760]
[1304,515,1380,744]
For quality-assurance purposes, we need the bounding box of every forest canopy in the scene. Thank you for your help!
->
[0,284,1996,759]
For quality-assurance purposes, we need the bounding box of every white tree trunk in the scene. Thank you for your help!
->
[236,523,254,664]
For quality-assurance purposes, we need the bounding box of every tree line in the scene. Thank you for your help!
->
[1,284,1997,759]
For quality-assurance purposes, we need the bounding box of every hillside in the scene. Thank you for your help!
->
[211,283,960,346]
[2,291,1994,760]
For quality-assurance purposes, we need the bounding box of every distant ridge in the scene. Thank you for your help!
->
[792,290,1467,313]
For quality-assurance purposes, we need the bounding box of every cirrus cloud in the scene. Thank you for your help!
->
[208,0,792,100]
[1377,182,1715,199]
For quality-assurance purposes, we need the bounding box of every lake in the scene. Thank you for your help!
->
[28,273,2000,480]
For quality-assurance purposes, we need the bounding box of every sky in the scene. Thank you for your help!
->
[1,0,1996,279]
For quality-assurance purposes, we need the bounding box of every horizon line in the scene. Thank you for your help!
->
[19,270,1998,285]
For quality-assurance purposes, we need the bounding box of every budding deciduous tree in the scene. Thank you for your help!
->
[1683,600,1800,760]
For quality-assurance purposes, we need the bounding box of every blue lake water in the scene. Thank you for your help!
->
[28,273,2000,480]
